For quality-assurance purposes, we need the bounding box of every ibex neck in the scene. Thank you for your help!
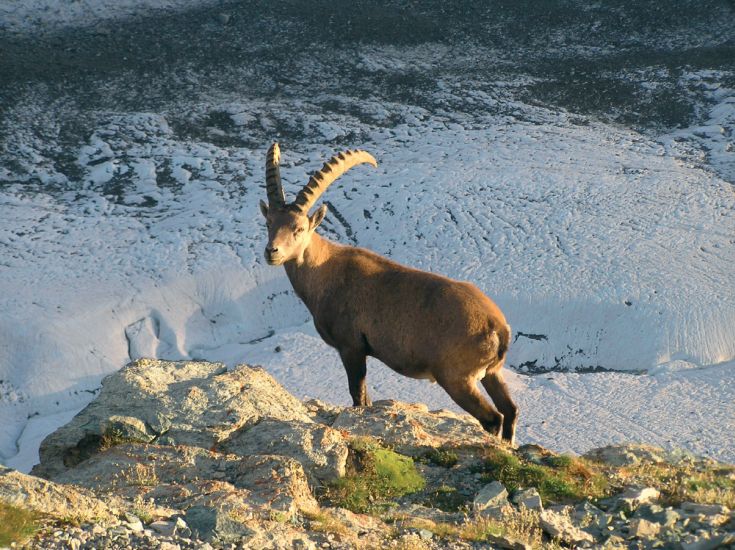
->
[283,233,335,309]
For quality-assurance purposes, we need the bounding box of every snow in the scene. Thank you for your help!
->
[1,2,734,474]
[2,101,734,471]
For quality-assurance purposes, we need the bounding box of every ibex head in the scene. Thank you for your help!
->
[259,143,377,265]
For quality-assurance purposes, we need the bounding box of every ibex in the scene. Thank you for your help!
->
[259,143,518,443]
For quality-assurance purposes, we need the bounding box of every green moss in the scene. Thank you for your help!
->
[479,448,608,504]
[0,502,39,546]
[323,438,425,513]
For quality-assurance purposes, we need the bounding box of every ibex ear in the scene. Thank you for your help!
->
[309,204,328,230]
[259,200,269,218]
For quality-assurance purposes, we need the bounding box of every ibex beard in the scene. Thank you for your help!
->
[259,143,518,444]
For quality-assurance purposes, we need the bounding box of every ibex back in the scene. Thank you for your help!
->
[259,143,518,443]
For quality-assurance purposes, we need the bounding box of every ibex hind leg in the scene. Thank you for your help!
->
[339,349,371,407]
[436,374,504,439]
[481,369,518,445]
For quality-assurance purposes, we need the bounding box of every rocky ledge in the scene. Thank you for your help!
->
[1,359,733,549]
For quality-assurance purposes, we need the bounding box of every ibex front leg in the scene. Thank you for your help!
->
[339,349,371,406]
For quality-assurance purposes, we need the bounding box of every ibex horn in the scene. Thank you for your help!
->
[292,149,377,213]
[265,142,286,206]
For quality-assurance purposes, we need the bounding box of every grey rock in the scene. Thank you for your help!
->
[185,506,254,543]
[539,509,594,545]
[150,520,177,536]
[619,486,660,511]
[33,360,312,479]
[124,518,144,532]
[174,516,190,538]
[512,487,543,511]
[473,481,508,514]
[223,418,348,484]
[418,528,433,540]
[628,518,661,539]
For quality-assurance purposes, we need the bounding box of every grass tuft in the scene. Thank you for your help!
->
[302,509,352,537]
[422,448,459,468]
[478,448,608,504]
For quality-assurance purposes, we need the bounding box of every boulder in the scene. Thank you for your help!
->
[33,359,312,479]
[0,465,118,523]
[53,442,318,519]
[223,418,348,484]
[331,399,495,456]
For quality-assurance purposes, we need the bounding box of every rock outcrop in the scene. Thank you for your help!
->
[1,359,732,549]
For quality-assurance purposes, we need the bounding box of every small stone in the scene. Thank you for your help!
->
[473,481,508,513]
[539,509,594,544]
[69,538,82,550]
[159,543,181,550]
[150,520,177,536]
[619,486,660,511]
[603,534,627,547]
[217,13,230,24]
[573,501,604,523]
[511,488,543,511]
[124,519,144,532]
[629,518,661,539]
[418,529,433,540]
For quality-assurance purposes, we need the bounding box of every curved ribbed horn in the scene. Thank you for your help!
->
[292,150,377,213]
[266,142,286,206]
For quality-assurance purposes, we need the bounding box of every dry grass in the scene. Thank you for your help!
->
[130,495,156,524]
[615,460,735,508]
[394,505,543,547]
[302,509,353,538]
[122,463,159,487]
